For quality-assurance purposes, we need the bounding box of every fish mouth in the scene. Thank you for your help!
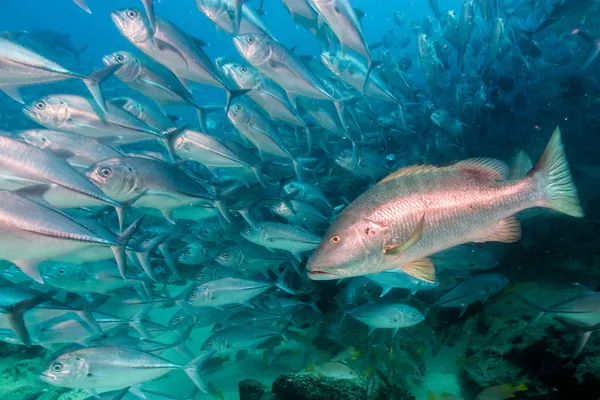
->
[307,269,338,281]
[39,373,55,383]
[22,108,36,121]
[110,11,126,31]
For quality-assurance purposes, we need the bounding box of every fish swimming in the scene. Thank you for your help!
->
[307,127,583,280]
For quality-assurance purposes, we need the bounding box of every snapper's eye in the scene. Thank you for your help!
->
[185,250,191,257]
[240,66,247,73]
[222,252,229,259]
[127,9,138,19]
[207,342,213,347]
[330,235,341,244]
[58,268,65,275]
[52,363,62,372]
[100,167,111,177]
[35,102,45,110]
[115,54,124,63]
[246,36,255,43]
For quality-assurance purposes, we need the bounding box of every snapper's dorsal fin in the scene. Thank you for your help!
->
[453,158,509,180]
[377,158,509,185]
[377,165,444,184]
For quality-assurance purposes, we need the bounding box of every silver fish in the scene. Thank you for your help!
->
[41,346,215,392]
[345,303,425,336]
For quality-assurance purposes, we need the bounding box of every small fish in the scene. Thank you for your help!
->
[474,382,528,400]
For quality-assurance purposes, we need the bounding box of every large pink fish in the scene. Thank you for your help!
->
[307,127,583,281]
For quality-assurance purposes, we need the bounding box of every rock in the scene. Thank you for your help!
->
[238,379,273,400]
[271,373,366,400]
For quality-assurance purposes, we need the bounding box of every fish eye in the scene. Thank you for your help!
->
[222,252,229,259]
[100,167,111,177]
[115,54,124,63]
[330,235,341,244]
[52,363,62,372]
[341,153,348,159]
[174,317,181,323]
[246,228,252,233]
[58,268,65,275]
[35,102,45,110]
[215,323,222,329]
[126,9,138,19]
[207,342,213,347]
[235,105,242,112]
[185,250,191,256]
[240,66,247,73]
[199,273,205,278]
[246,36,255,43]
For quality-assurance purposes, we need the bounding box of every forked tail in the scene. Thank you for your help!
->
[529,126,584,217]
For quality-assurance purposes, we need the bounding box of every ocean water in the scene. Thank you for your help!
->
[0,0,598,399]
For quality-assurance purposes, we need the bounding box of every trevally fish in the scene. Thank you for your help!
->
[184,274,293,308]
[103,51,203,112]
[307,127,583,280]
[85,156,228,223]
[195,0,274,37]
[344,302,425,336]
[111,8,247,110]
[0,37,118,111]
[41,346,215,393]
[521,285,600,357]
[16,129,123,167]
[432,273,509,316]
[241,221,321,260]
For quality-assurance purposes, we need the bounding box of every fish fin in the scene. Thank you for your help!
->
[142,0,156,33]
[190,36,208,48]
[13,259,43,283]
[478,216,522,243]
[0,85,23,104]
[384,214,425,255]
[367,326,376,336]
[509,150,534,180]
[459,305,468,317]
[72,0,91,13]
[159,243,181,281]
[377,165,444,184]
[276,269,296,295]
[572,29,600,68]
[453,158,510,180]
[224,89,250,115]
[156,39,189,67]
[354,8,366,20]
[1,290,56,346]
[531,126,584,217]
[379,286,392,297]
[112,216,146,279]
[184,351,216,393]
[83,63,123,114]
[400,258,435,283]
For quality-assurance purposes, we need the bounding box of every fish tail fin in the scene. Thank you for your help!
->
[184,351,216,393]
[72,0,91,13]
[163,125,189,163]
[572,29,600,68]
[275,268,296,295]
[529,127,584,217]
[3,290,56,346]
[250,164,267,187]
[74,44,88,67]
[112,215,146,279]
[224,89,251,114]
[516,381,529,391]
[83,63,123,114]
[363,60,382,94]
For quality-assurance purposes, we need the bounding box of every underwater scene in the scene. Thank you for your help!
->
[0,0,599,399]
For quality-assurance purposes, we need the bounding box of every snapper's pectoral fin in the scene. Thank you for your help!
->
[477,216,522,243]
[400,258,435,283]
[384,214,425,255]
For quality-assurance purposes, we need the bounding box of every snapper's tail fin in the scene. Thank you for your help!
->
[529,126,584,218]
